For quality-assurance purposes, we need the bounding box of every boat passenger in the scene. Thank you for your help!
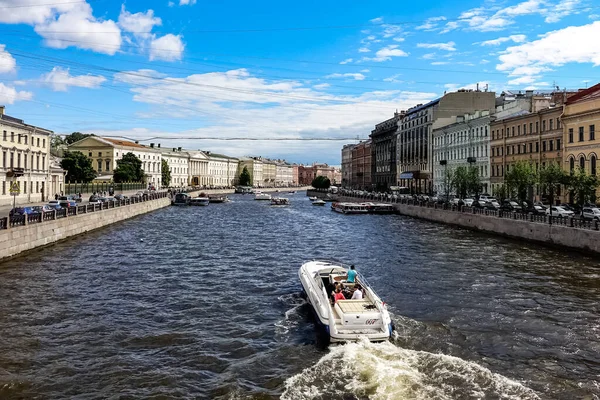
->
[346,265,357,283]
[351,284,363,300]
[334,287,346,302]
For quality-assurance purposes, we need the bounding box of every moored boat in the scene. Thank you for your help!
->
[362,202,396,214]
[172,193,190,206]
[331,202,369,214]
[298,260,393,344]
[190,197,210,206]
[312,199,326,206]
[255,191,272,201]
[308,196,318,201]
[209,195,229,203]
[270,197,290,206]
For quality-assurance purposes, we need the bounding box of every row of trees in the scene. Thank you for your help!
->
[442,161,599,206]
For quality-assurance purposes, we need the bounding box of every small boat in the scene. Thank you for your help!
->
[209,195,229,203]
[362,202,396,214]
[308,196,318,201]
[331,202,369,214]
[299,260,393,344]
[172,193,190,206]
[312,199,326,206]
[190,197,209,206]
[255,191,272,201]
[288,190,296,194]
[270,197,290,206]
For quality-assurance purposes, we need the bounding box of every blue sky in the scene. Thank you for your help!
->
[0,0,599,165]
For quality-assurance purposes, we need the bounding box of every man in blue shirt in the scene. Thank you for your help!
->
[346,265,357,283]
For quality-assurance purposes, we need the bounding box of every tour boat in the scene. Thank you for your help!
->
[308,196,318,201]
[172,193,190,206]
[331,202,369,214]
[298,260,394,344]
[255,191,272,201]
[362,202,396,214]
[190,197,209,206]
[209,195,229,203]
[312,199,326,206]
[270,197,290,206]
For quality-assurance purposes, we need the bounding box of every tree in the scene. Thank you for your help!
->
[64,132,93,145]
[161,159,171,187]
[239,166,252,186]
[312,175,331,189]
[538,163,568,207]
[494,184,510,201]
[113,152,144,183]
[467,165,483,199]
[505,161,537,203]
[60,151,97,183]
[566,167,599,206]
[451,166,469,198]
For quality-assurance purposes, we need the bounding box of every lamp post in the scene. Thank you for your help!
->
[440,159,448,202]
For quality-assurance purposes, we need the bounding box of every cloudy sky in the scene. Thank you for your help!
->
[0,0,599,165]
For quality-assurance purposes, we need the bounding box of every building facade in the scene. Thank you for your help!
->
[157,145,189,187]
[238,157,264,187]
[350,140,372,189]
[297,165,313,185]
[205,152,238,187]
[275,163,294,186]
[371,113,402,190]
[341,144,354,188]
[562,83,600,198]
[1,107,54,206]
[188,151,210,186]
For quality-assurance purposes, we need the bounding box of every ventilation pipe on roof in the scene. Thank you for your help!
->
[135,140,139,144]
[158,143,161,148]
[178,147,182,151]
[150,143,155,148]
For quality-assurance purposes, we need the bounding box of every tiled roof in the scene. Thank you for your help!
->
[565,83,600,104]
[103,138,148,149]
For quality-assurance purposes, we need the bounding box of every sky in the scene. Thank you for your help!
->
[0,0,599,166]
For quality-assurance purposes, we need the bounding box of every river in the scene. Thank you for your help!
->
[0,191,598,399]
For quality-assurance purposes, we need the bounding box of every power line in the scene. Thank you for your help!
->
[0,0,93,9]
[101,135,368,141]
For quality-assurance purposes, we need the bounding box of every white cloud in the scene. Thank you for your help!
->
[416,16,447,31]
[118,5,161,37]
[360,69,370,73]
[325,73,366,81]
[507,75,537,85]
[0,83,32,104]
[383,74,403,83]
[313,83,330,89]
[363,45,408,62]
[382,24,402,38]
[179,0,197,5]
[339,58,353,64]
[431,61,450,65]
[479,34,527,46]
[480,59,490,64]
[497,21,600,76]
[421,53,436,60]
[0,44,16,74]
[149,34,185,61]
[393,37,405,42]
[40,67,106,91]
[417,41,457,51]
[358,47,370,53]
[370,17,383,23]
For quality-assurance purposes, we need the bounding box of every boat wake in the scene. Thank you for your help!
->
[275,293,308,336]
[281,338,540,400]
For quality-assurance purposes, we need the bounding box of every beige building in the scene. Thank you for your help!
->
[562,83,600,199]
[341,144,354,188]
[238,157,264,187]
[275,163,294,186]
[261,161,276,186]
[68,136,162,186]
[1,107,54,206]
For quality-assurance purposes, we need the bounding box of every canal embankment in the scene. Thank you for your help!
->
[330,193,600,255]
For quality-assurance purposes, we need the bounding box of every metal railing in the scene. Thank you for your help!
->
[1,191,169,230]
[334,191,600,232]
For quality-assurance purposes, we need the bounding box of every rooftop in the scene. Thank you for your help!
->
[103,137,148,149]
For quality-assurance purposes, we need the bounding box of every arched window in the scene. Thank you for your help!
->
[580,156,586,170]
[569,157,575,172]
[592,156,597,175]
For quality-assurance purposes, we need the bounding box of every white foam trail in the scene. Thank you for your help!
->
[275,293,308,335]
[282,339,540,400]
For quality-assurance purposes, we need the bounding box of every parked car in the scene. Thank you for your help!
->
[114,194,128,201]
[463,198,474,207]
[58,196,76,208]
[524,205,545,215]
[32,205,54,213]
[9,207,39,216]
[489,200,501,210]
[581,207,600,221]
[501,201,522,212]
[546,206,574,217]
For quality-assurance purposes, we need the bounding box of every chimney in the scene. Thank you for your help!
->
[476,83,479,92]
[135,140,139,144]
[158,143,161,148]
[178,147,182,151]
[150,143,154,148]
[0,105,4,116]
[173,148,176,152]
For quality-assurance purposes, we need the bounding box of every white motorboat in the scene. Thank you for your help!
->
[308,196,318,201]
[270,197,290,206]
[255,191,272,201]
[312,199,326,206]
[299,260,393,344]
[189,197,209,206]
[331,202,369,214]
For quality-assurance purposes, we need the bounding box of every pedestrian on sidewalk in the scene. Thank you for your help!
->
[54,193,58,200]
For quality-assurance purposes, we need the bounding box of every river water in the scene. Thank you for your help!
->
[0,192,598,399]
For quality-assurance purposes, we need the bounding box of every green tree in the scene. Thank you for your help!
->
[60,151,97,183]
[494,184,511,201]
[538,163,568,207]
[566,167,599,206]
[467,165,483,199]
[312,175,331,189]
[161,159,171,187]
[239,166,252,186]
[505,161,537,203]
[113,152,144,183]
[451,166,469,198]
[441,165,454,201]
[64,131,93,145]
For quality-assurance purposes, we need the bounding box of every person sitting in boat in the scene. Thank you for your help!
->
[346,265,357,283]
[333,287,346,302]
[331,282,342,301]
[351,284,363,300]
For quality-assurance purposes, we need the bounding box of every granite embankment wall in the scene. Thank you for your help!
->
[334,195,600,255]
[0,197,171,262]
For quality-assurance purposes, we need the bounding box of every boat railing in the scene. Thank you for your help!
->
[356,272,386,308]
[309,258,351,270]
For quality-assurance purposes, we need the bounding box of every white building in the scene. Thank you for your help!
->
[206,151,238,187]
[67,137,162,186]
[276,163,294,186]
[0,107,54,206]
[157,145,188,187]
[188,151,209,186]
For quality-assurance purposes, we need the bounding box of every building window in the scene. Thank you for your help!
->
[30,182,33,194]
[2,131,6,141]
[97,160,102,172]
[590,125,596,141]
[542,120,546,131]
[529,143,533,153]
[536,121,539,133]
[549,119,553,130]
[569,157,575,173]
[42,156,45,169]
[518,146,521,155]
[569,128,573,143]
[11,132,14,142]
[36,155,39,170]
[36,181,39,193]
[557,139,561,149]
[42,139,46,148]
[17,153,21,167]
[10,152,14,168]
[2,151,5,168]
[106,160,110,171]
[23,135,27,145]
[535,142,539,153]
[592,156,597,175]
[511,127,515,136]
[99,152,102,157]
[37,138,40,147]
[549,140,554,151]
[542,141,547,152]
[89,152,92,157]
[512,145,515,154]
[24,182,27,194]
[517,125,521,135]
[18,134,21,144]
[557,118,561,129]
[2,181,4,195]
[579,127,585,142]
[24,155,27,169]
[580,156,586,170]
[529,122,533,134]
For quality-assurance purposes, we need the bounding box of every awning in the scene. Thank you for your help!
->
[399,172,414,179]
